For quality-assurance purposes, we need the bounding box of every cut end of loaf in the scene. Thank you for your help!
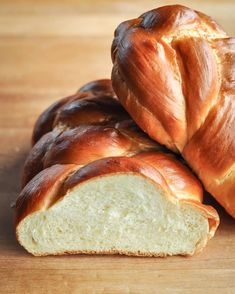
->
[16,173,210,257]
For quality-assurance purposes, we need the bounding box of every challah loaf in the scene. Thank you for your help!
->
[111,5,235,218]
[16,79,219,256]
[22,80,160,187]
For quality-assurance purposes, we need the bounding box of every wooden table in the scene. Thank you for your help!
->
[0,0,235,293]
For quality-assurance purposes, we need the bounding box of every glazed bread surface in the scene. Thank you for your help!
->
[22,80,160,187]
[17,156,218,257]
[16,79,219,256]
[111,5,235,217]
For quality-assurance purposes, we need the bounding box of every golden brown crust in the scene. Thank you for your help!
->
[134,152,203,202]
[111,5,235,217]
[23,122,161,187]
[62,154,219,237]
[22,80,162,187]
[78,79,116,97]
[43,126,132,166]
[22,132,55,187]
[61,156,167,194]
[32,95,75,145]
[16,154,219,247]
[32,79,118,145]
[16,78,220,256]
[16,164,77,225]
[53,96,129,129]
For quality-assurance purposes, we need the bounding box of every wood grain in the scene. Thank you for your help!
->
[0,1,235,293]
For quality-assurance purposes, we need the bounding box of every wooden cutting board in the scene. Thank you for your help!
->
[0,1,234,293]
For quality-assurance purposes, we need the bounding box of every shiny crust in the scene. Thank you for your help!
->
[63,153,219,235]
[22,82,161,187]
[111,5,235,217]
[16,164,77,225]
[16,79,220,256]
[32,79,118,145]
[16,155,219,251]
[23,124,157,186]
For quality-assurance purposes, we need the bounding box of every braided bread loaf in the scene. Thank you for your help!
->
[16,79,219,256]
[111,5,235,218]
